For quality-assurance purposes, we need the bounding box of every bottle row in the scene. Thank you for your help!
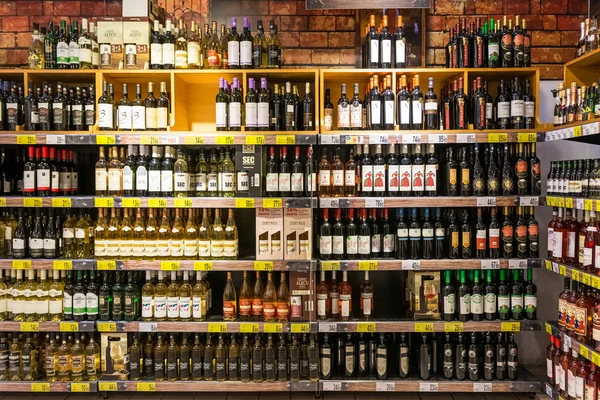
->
[575,17,600,59]
[556,277,600,343]
[318,207,539,260]
[552,81,600,127]
[547,159,600,198]
[317,143,541,198]
[0,332,101,382]
[323,76,536,132]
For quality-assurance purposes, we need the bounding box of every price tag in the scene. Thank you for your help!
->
[566,128,575,138]
[12,260,32,270]
[0,198,5,207]
[376,382,395,392]
[402,260,421,270]
[545,323,551,334]
[369,135,389,144]
[264,323,282,333]
[321,261,341,271]
[216,135,235,145]
[518,132,537,142]
[365,198,385,208]
[245,135,265,145]
[94,198,114,207]
[141,136,159,145]
[139,322,158,333]
[473,382,493,392]
[509,259,528,269]
[488,133,507,143]
[321,135,341,145]
[477,197,496,207]
[60,322,79,332]
[572,269,580,282]
[545,383,554,398]
[20,322,39,332]
[122,198,141,208]
[23,198,43,207]
[480,259,501,269]
[97,322,117,332]
[254,261,273,271]
[240,323,259,333]
[71,383,90,392]
[552,262,559,273]
[319,322,338,332]
[519,196,539,206]
[546,197,555,206]
[344,135,363,144]
[501,322,521,332]
[583,273,592,286]
[97,135,116,145]
[358,261,378,270]
[559,265,567,276]
[576,198,585,209]
[557,197,565,207]
[174,198,193,208]
[574,126,582,137]
[161,261,180,271]
[429,133,448,144]
[592,352,600,366]
[415,322,434,332]
[581,345,590,360]
[185,136,204,145]
[52,198,72,208]
[420,382,438,392]
[235,198,255,208]
[31,383,50,392]
[291,323,310,333]
[194,261,213,271]
[276,135,295,145]
[593,276,600,289]
[322,381,343,391]
[97,260,117,270]
[208,322,228,333]
[588,199,597,211]
[17,135,36,145]
[137,382,156,392]
[357,322,376,333]
[46,134,66,145]
[584,122,600,136]
[457,133,477,143]
[320,198,340,208]
[566,198,573,208]
[148,198,167,208]
[53,260,72,270]
[544,260,551,270]
[263,198,283,208]
[444,322,464,332]
[403,134,422,144]
[99,382,118,391]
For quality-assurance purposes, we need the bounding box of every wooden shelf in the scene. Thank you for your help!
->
[317,320,542,333]
[99,380,317,392]
[319,196,540,208]
[565,47,600,69]
[543,259,600,288]
[321,258,542,271]
[0,321,96,332]
[0,381,98,392]
[320,130,541,144]
[97,320,316,334]
[544,119,599,142]
[545,196,598,211]
[0,259,95,270]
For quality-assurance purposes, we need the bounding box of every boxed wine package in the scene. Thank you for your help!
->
[284,208,312,260]
[256,208,283,260]
[123,17,151,69]
[101,333,129,380]
[290,271,315,321]
[97,18,124,69]
[406,272,441,320]
[234,145,263,197]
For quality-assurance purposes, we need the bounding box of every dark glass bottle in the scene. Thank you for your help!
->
[332,208,345,260]
[510,270,524,320]
[434,208,445,259]
[510,77,524,129]
[424,77,439,129]
[497,270,510,321]
[484,270,497,320]
[446,148,459,196]
[475,208,487,259]
[453,78,468,130]
[467,333,480,381]
[459,147,471,196]
[442,270,456,321]
[344,333,355,378]
[524,268,537,320]
[496,333,507,380]
[370,208,381,258]
[461,211,472,259]
[422,208,434,259]
[448,210,460,259]
[443,333,454,379]
[455,333,467,380]
[507,333,518,380]
[472,144,485,196]
[409,208,421,259]
[320,334,332,380]
[458,270,471,322]
[501,206,514,258]
[483,333,495,381]
[419,334,430,380]
[396,208,409,259]
[487,144,500,195]
[358,209,370,260]
[471,270,484,322]
[398,333,409,379]
[527,206,539,258]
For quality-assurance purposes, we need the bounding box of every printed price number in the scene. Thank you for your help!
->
[420,382,438,392]
[60,322,79,332]
[403,134,422,144]
[481,259,500,269]
[215,135,235,145]
[566,198,574,208]
[319,322,338,333]
[376,382,396,392]
[358,261,378,270]
[96,135,116,145]
[322,381,343,391]
[321,261,341,271]
[501,322,521,332]
[320,198,339,208]
[415,322,434,332]
[291,323,310,333]
[559,265,567,276]
[580,345,590,360]
[160,261,180,271]
[12,260,32,270]
[557,197,565,207]
[545,323,552,334]
[544,260,551,271]
[240,323,259,333]
[52,198,72,208]
[97,322,117,332]
[357,322,376,333]
[519,196,539,206]
[98,260,117,270]
[592,351,600,366]
[583,273,592,286]
[551,262,559,273]
[402,260,421,270]
[137,382,156,392]
[593,276,600,289]
[208,323,228,333]
[583,123,599,136]
[46,134,66,145]
[518,132,537,142]
[245,135,265,145]
[473,383,493,392]
[139,322,158,333]
[276,135,295,145]
[576,198,585,209]
[148,198,167,208]
[429,133,448,144]
[509,259,528,269]
[94,198,114,208]
[24,198,43,207]
[185,136,204,145]
[444,322,463,332]
[264,323,283,333]
[365,198,385,208]
[572,269,580,282]
[477,197,496,207]
[0,198,5,207]
[31,383,50,392]
[53,260,72,270]
[488,133,507,143]
[597,200,600,213]
[574,126,582,137]
[194,261,213,271]
[99,382,118,391]
[263,198,283,208]
[17,135,36,145]
[254,261,274,271]
[174,198,193,208]
[457,133,476,143]
[122,198,141,208]
[141,136,159,145]
[344,135,363,144]
[71,383,90,392]
[546,196,556,206]
[20,322,39,332]
[235,198,255,208]
[370,134,389,144]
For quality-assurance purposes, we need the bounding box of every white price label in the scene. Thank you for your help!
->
[576,198,585,209]
[583,122,599,136]
[376,382,395,392]
[320,198,340,208]
[46,135,66,145]
[420,382,438,392]
[402,260,421,270]
[552,262,560,273]
[319,322,338,333]
[138,322,158,332]
[566,127,575,138]
[474,382,493,392]
[480,259,500,269]
[365,198,385,208]
[564,335,572,348]
[323,381,343,391]
[321,135,341,145]
[545,383,553,397]
[509,259,528,269]
[519,196,539,206]
[457,133,476,143]
[429,133,448,144]
[403,134,422,144]
[477,197,497,207]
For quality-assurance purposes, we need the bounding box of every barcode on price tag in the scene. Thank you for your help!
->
[320,198,340,208]
[474,383,493,392]
[509,259,528,269]
[323,381,343,391]
[365,198,385,208]
[519,196,539,206]
[402,260,421,270]
[420,382,438,392]
[376,382,395,392]
[481,259,500,269]
[319,322,338,332]
[457,133,476,143]
[139,322,158,332]
[429,134,448,144]
[477,197,496,207]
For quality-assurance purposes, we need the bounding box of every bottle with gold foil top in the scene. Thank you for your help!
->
[179,334,191,380]
[154,272,168,321]
[128,334,142,380]
[119,209,133,259]
[252,271,264,319]
[170,208,185,258]
[106,208,120,259]
[45,335,58,381]
[224,209,238,259]
[144,209,158,259]
[223,272,237,321]
[85,336,100,381]
[154,334,166,381]
[8,335,21,381]
[239,271,252,320]
[179,272,192,321]
[210,209,225,259]
[94,209,107,258]
[132,209,145,259]
[166,335,179,381]
[263,272,277,322]
[157,209,171,259]
[21,334,34,381]
[167,271,179,321]
[184,210,198,259]
[215,334,227,381]
[276,272,290,322]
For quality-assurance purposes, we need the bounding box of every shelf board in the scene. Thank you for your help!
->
[0,259,95,270]
[0,321,96,332]
[543,259,599,288]
[0,381,98,392]
[546,321,600,368]
[545,196,598,211]
[321,258,542,271]
[544,120,599,142]
[97,320,317,334]
[319,196,540,208]
[564,47,600,69]
[319,130,541,144]
[317,320,541,333]
[99,380,317,392]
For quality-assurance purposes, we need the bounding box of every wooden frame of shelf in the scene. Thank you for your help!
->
[317,320,542,333]
[99,380,317,392]
[564,46,600,87]
[0,381,99,392]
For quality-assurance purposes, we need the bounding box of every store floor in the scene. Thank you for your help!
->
[0,394,549,400]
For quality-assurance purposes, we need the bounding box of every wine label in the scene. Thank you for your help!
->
[362,165,373,192]
[338,104,350,128]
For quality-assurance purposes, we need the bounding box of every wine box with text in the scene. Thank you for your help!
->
[235,145,263,197]
[284,208,312,260]
[97,18,124,69]
[406,271,441,320]
[101,333,129,380]
[256,208,284,260]
[123,17,151,69]
[290,271,315,321]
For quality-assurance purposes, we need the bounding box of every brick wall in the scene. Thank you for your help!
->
[0,0,588,79]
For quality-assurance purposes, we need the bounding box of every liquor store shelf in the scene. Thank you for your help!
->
[0,381,99,392]
[320,258,542,271]
[545,120,600,142]
[0,321,96,332]
[97,380,318,392]
[546,321,600,368]
[544,196,600,210]
[96,320,318,333]
[317,320,542,333]
[319,196,541,208]
[542,259,599,288]
[0,259,316,271]
[0,196,317,209]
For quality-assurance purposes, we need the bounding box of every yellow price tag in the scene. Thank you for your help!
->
[12,260,32,270]
[148,198,167,208]
[566,198,573,208]
[122,198,141,208]
[585,199,593,211]
[488,133,507,143]
[240,323,259,333]
[593,276,600,289]
[97,322,117,332]
[572,269,580,282]
[185,136,204,145]
[597,200,600,212]
[97,260,117,270]
[137,382,156,392]
[20,322,39,332]
[263,198,283,208]
[518,132,537,142]
[141,136,159,145]
[0,198,6,207]
[415,322,434,333]
[99,382,118,391]
[559,265,567,276]
[161,261,180,271]
[358,261,378,270]
[264,323,283,333]
[245,135,265,145]
[575,126,582,137]
[52,198,72,208]
[321,261,341,271]
[501,322,521,332]
[208,323,227,333]
[444,322,463,332]
[357,323,376,333]
[291,323,310,333]
[194,261,213,271]
[17,135,36,145]
[254,261,273,271]
[174,198,193,208]
[23,198,43,207]
[276,135,296,145]
[53,260,72,270]
[216,135,235,145]
[581,345,590,360]
[235,198,255,208]
[95,197,114,207]
[97,135,116,145]
[71,383,90,392]
[31,383,50,392]
[545,323,551,335]
[557,197,565,207]
[545,260,552,271]
[60,322,79,332]
[592,352,600,366]
[583,273,592,286]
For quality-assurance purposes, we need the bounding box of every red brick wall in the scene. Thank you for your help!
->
[0,0,587,79]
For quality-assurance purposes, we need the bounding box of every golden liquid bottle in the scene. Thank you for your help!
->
[179,271,192,321]
[210,209,224,259]
[23,270,38,322]
[56,336,71,382]
[132,208,146,260]
[45,336,58,382]
[276,272,291,322]
[8,335,22,381]
[170,208,185,259]
[223,272,237,321]
[223,209,238,259]
[154,272,168,321]
[157,209,171,259]
[184,210,198,260]
[70,336,85,382]
[85,337,101,381]
[141,271,155,321]
[119,208,134,259]
[192,271,207,321]
[262,272,277,322]
[167,271,179,321]
[74,211,91,258]
[36,270,50,322]
[94,208,108,259]
[198,208,211,258]
[145,209,159,260]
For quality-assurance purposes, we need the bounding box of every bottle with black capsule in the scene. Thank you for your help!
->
[472,144,485,195]
[446,147,459,196]
[290,334,301,381]
[483,333,495,381]
[448,209,460,259]
[467,333,479,381]
[376,333,387,380]
[459,147,471,196]
[507,333,518,380]
[396,208,409,259]
[398,332,409,379]
[368,333,377,378]
[203,335,215,381]
[496,333,507,380]
[430,333,439,376]
[409,208,421,259]
[455,333,467,380]
[265,334,276,382]
[434,208,445,259]
[422,208,434,259]
[461,211,472,259]
[320,333,332,380]
[443,333,454,379]
[419,333,430,380]
[358,333,367,377]
[344,333,355,378]
[239,334,251,382]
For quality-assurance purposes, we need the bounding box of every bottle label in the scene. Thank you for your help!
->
[385,100,395,125]
[23,171,35,192]
[263,301,276,319]
[444,293,455,314]
[425,164,437,191]
[370,101,381,125]
[373,165,386,192]
[351,104,362,128]
[361,165,373,192]
[290,172,303,193]
[154,295,167,318]
[400,100,410,124]
[228,41,240,65]
[412,101,422,124]
[174,172,189,192]
[370,39,379,63]
[132,105,146,130]
[258,102,269,128]
[460,294,470,315]
[358,235,370,254]
[525,101,535,118]
[148,170,161,192]
[396,40,405,63]
[161,170,173,192]
[510,100,524,117]
[552,231,563,258]
[276,301,290,320]
[497,101,510,118]
[383,233,394,253]
[371,233,381,252]
[575,305,588,336]
[387,165,399,192]
[167,296,179,319]
[484,293,496,313]
[333,235,344,255]
[118,105,132,130]
[229,102,241,127]
[346,235,358,255]
[471,293,483,315]
[411,164,425,192]
[511,294,523,314]
[476,229,486,249]
[162,43,174,65]
[568,370,576,398]
[324,108,333,130]
[317,295,327,317]
[399,165,411,192]
[240,41,252,66]
[320,235,332,255]
[216,103,227,128]
[150,43,163,65]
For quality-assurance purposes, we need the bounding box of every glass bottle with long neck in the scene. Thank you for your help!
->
[263,272,277,322]
[360,271,373,320]
[316,271,329,320]
[223,272,237,321]
[276,272,290,322]
[239,271,252,320]
[210,208,224,259]
[191,271,207,322]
